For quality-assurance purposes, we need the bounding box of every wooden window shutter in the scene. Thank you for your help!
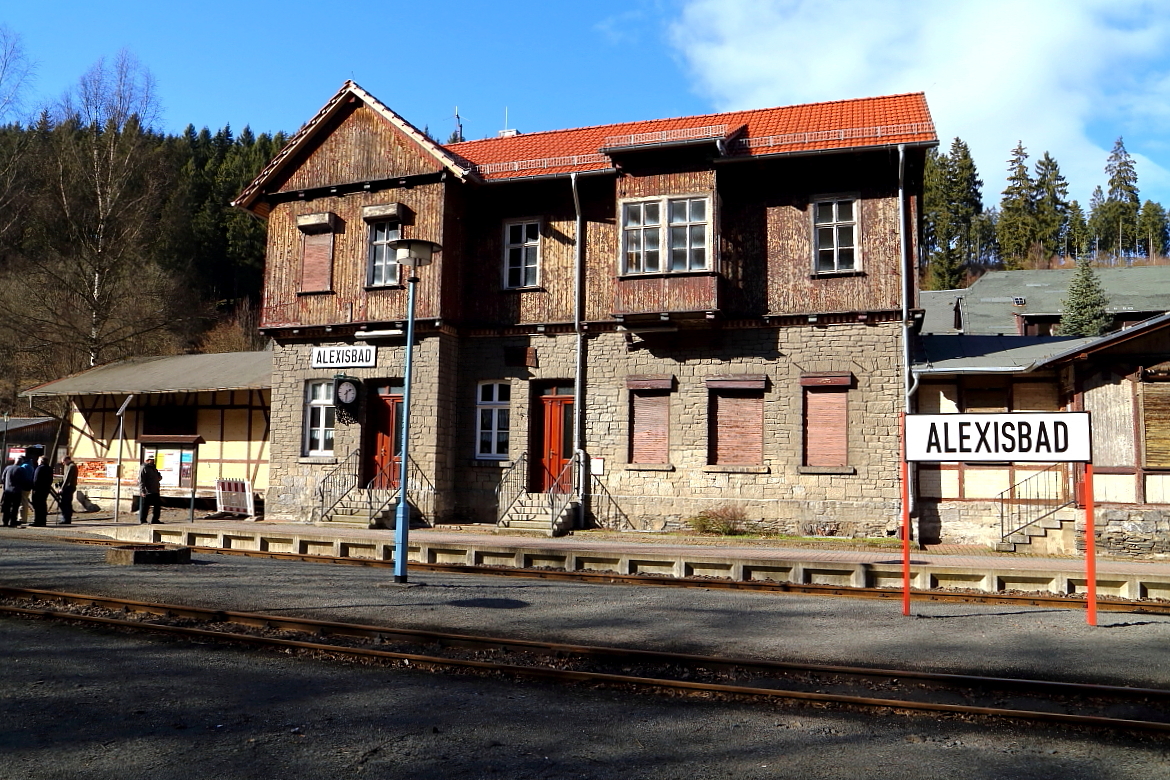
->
[300,232,335,292]
[804,386,848,467]
[1142,382,1170,468]
[710,390,763,465]
[630,391,669,464]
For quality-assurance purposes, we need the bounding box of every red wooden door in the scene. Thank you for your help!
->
[366,390,403,489]
[537,389,574,493]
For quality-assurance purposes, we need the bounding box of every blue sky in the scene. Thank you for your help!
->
[5,0,1170,207]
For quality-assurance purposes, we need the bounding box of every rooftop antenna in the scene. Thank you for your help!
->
[498,107,518,138]
[453,106,463,143]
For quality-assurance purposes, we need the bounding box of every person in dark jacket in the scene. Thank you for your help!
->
[31,456,53,526]
[57,456,77,525]
[137,459,162,524]
[1,458,23,527]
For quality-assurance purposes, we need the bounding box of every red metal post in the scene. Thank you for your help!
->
[1085,462,1096,626]
[901,414,911,616]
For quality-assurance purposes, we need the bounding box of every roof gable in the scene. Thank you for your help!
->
[234,81,472,216]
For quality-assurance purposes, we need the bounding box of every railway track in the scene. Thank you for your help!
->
[60,536,1170,615]
[2,585,1169,734]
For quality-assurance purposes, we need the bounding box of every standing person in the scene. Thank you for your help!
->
[57,456,77,525]
[18,455,33,525]
[1,459,21,527]
[137,458,162,525]
[31,456,52,527]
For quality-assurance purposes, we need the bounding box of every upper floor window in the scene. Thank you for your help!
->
[813,197,858,274]
[476,382,511,459]
[622,196,710,275]
[367,220,401,287]
[504,220,540,288]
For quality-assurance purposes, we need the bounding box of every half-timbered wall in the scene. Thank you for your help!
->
[67,390,270,500]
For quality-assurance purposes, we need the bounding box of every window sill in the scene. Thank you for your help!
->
[809,271,865,280]
[470,459,511,467]
[626,463,674,472]
[501,286,545,293]
[299,456,338,465]
[296,289,335,296]
[364,284,404,291]
[798,466,856,475]
[619,270,716,280]
[703,465,769,474]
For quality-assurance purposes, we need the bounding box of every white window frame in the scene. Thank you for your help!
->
[812,194,860,274]
[303,380,336,457]
[503,219,541,289]
[476,381,511,459]
[367,220,401,287]
[620,195,711,275]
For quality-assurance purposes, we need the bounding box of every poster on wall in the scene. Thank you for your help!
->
[143,448,192,488]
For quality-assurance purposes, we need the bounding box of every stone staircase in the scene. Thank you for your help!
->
[498,492,577,536]
[995,506,1079,555]
[323,488,397,529]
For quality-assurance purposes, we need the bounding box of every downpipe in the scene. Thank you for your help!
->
[898,144,919,522]
[571,172,588,530]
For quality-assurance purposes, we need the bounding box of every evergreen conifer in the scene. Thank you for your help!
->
[1060,257,1110,336]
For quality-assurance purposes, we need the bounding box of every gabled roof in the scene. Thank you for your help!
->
[448,92,935,181]
[22,352,272,397]
[1030,311,1170,370]
[920,266,1170,335]
[233,80,475,215]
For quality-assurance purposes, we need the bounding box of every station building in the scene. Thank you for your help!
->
[234,81,936,534]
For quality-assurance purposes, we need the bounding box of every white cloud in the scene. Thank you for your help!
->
[670,0,1170,205]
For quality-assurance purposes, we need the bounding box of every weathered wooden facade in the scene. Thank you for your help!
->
[23,353,271,511]
[237,81,935,533]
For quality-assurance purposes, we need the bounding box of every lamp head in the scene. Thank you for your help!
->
[387,238,441,267]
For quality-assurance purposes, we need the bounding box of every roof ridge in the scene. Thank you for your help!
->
[447,92,929,148]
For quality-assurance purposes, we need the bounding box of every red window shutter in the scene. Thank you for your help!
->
[301,232,334,292]
[710,391,763,465]
[804,387,848,466]
[630,391,669,463]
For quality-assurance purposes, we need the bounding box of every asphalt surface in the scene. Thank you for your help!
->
[1,533,1169,778]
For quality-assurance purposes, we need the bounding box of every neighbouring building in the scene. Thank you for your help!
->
[234,81,936,534]
[23,352,271,512]
[913,313,1170,558]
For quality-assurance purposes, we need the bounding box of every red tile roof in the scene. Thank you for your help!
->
[447,93,935,181]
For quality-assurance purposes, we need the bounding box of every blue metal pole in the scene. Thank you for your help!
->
[393,273,419,583]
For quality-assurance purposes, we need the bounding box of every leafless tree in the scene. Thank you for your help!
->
[0,25,34,122]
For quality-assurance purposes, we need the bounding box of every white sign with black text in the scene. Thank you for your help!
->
[905,412,1092,463]
[311,346,377,369]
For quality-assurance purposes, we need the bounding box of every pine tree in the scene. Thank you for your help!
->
[1087,186,1107,260]
[1066,200,1089,259]
[922,138,984,289]
[1060,257,1110,336]
[996,142,1035,269]
[1033,152,1068,257]
[1104,137,1140,256]
[1136,200,1167,259]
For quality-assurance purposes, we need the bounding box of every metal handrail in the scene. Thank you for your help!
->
[365,456,435,527]
[546,453,579,531]
[587,474,634,531]
[494,453,528,524]
[998,462,1075,540]
[317,448,361,522]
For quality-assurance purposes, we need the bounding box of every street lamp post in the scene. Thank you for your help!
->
[387,238,440,584]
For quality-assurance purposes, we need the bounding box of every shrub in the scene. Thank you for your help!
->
[686,504,747,535]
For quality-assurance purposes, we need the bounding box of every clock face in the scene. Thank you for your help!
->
[337,381,357,404]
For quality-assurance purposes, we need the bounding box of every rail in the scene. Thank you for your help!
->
[494,453,528,524]
[365,456,435,527]
[317,449,361,522]
[587,473,634,531]
[546,452,579,531]
[999,462,1075,541]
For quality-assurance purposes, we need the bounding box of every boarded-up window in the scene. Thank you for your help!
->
[1143,382,1170,468]
[300,232,335,292]
[709,391,764,465]
[630,391,669,464]
[1086,372,1135,468]
[803,387,848,467]
[1012,382,1059,411]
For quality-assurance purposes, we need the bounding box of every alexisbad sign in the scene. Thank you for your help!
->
[311,346,376,369]
[905,412,1092,463]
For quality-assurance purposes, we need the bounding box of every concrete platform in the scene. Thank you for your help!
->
[20,515,1170,600]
